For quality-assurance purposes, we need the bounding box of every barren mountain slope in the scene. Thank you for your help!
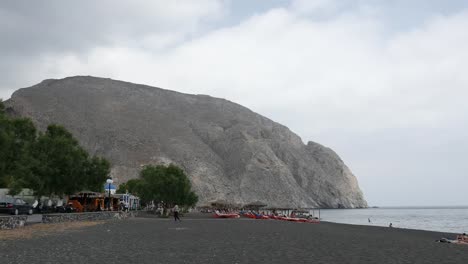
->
[6,76,367,208]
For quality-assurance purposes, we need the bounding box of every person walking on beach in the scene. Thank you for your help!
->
[389,223,393,228]
[173,204,181,222]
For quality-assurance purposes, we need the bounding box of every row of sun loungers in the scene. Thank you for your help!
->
[213,211,320,223]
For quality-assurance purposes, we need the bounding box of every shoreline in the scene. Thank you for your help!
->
[320,220,459,237]
[144,211,462,237]
[321,220,460,235]
[318,207,468,234]
[1,211,463,236]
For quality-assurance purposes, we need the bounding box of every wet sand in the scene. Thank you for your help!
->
[0,213,466,263]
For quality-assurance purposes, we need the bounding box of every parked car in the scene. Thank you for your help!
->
[0,197,33,215]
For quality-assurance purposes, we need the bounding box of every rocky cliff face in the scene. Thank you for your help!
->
[6,76,367,208]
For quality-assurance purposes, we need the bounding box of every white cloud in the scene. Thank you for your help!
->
[33,7,468,136]
[0,0,228,99]
[290,0,340,15]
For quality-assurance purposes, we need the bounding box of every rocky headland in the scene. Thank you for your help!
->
[5,76,367,208]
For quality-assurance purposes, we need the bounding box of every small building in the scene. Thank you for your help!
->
[113,193,140,211]
[103,183,117,195]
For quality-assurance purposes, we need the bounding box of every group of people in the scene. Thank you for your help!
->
[368,218,393,228]
[436,233,468,244]
[457,233,468,243]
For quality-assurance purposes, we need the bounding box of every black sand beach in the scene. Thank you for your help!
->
[1,213,467,264]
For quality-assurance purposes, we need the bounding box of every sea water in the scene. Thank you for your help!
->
[319,206,468,233]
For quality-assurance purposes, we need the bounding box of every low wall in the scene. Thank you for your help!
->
[0,215,28,230]
[41,211,136,223]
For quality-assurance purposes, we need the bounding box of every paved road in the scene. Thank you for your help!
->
[1,216,467,264]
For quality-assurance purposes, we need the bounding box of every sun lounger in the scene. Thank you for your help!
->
[214,212,240,218]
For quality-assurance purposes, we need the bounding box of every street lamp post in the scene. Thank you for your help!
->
[106,178,113,210]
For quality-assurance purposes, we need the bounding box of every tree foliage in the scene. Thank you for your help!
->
[84,156,111,193]
[121,164,198,207]
[0,100,37,192]
[116,178,140,194]
[31,125,110,196]
[1,118,37,194]
[0,100,110,197]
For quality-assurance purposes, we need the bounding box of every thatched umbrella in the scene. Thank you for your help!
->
[232,202,243,209]
[244,201,268,211]
[196,203,214,213]
[197,203,213,210]
[210,199,232,209]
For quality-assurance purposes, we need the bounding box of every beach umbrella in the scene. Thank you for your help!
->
[232,203,243,209]
[210,199,232,209]
[244,201,268,210]
[197,203,214,210]
[196,203,214,212]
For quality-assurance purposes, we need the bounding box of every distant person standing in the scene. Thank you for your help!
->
[173,205,181,222]
[389,223,393,228]
[368,218,371,223]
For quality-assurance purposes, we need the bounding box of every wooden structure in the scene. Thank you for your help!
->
[263,207,321,219]
[210,199,241,211]
[68,191,105,212]
[243,201,268,211]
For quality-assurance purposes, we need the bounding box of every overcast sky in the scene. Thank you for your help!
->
[2,0,468,206]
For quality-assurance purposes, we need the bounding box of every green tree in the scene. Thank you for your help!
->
[31,124,107,197]
[0,101,37,193]
[0,99,5,114]
[136,164,198,207]
[116,178,141,194]
[0,100,10,188]
[0,100,10,187]
[84,156,110,192]
[0,100,111,197]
